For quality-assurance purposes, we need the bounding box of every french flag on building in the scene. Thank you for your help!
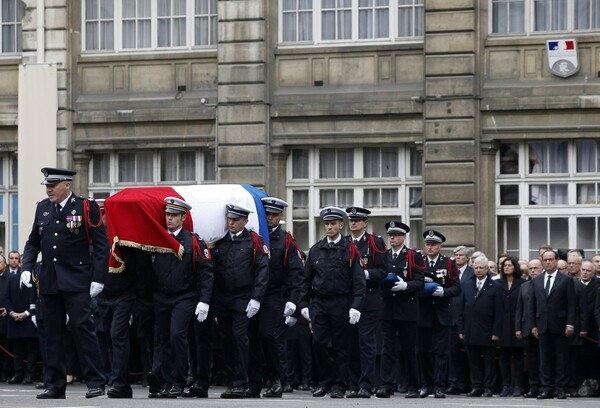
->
[548,40,575,51]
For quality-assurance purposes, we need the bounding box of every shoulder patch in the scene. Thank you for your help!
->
[36,197,50,204]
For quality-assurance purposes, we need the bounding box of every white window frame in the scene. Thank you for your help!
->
[82,0,217,54]
[0,0,24,55]
[278,0,424,47]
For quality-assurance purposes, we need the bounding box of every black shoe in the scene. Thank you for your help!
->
[345,390,358,398]
[375,388,390,398]
[37,389,66,399]
[296,383,309,391]
[312,386,327,397]
[86,387,106,398]
[107,387,133,398]
[263,380,283,398]
[221,386,245,399]
[168,384,183,398]
[445,386,462,395]
[158,384,171,398]
[329,389,344,398]
[146,372,161,394]
[357,388,371,398]
[467,388,484,397]
[537,391,553,399]
[244,386,261,398]
[8,376,23,384]
[283,383,294,393]
[184,383,208,398]
[35,382,46,389]
[23,376,32,384]
[524,389,539,398]
[419,387,432,398]
[434,390,446,398]
[567,388,579,398]
[406,390,419,398]
[556,390,567,399]
[483,389,494,398]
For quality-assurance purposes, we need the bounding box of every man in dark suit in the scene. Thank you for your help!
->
[578,260,600,383]
[417,230,461,398]
[345,207,387,398]
[20,167,109,399]
[375,221,424,399]
[458,254,503,397]
[529,250,576,399]
[515,258,543,397]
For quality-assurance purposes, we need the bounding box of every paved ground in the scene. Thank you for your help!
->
[1,383,599,408]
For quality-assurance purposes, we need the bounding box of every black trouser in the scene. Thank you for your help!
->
[524,335,540,391]
[98,292,135,391]
[152,291,196,388]
[417,319,449,391]
[285,323,313,386]
[11,337,38,379]
[348,309,380,391]
[133,296,154,380]
[41,291,106,394]
[216,308,251,387]
[499,347,523,389]
[380,320,419,392]
[538,332,569,392]
[447,325,469,389]
[311,296,350,392]
[189,308,214,389]
[466,345,496,391]
[0,333,12,379]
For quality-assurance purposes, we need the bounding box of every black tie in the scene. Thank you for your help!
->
[354,239,359,245]
[328,242,334,248]
[545,274,553,295]
[55,204,61,213]
[392,253,398,261]
[429,260,435,269]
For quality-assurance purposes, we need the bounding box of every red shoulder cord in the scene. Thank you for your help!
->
[83,200,103,246]
[349,242,366,268]
[192,233,211,273]
[366,234,387,264]
[447,258,459,281]
[284,231,305,268]
[405,248,425,280]
[250,231,269,265]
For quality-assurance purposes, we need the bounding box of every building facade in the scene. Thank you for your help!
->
[1,0,600,259]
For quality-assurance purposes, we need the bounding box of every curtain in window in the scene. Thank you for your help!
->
[137,151,153,182]
[195,0,216,45]
[534,0,567,31]
[1,0,23,53]
[382,148,398,177]
[123,0,151,49]
[320,189,336,207]
[358,0,389,39]
[322,0,351,40]
[364,148,380,178]
[338,189,354,207]
[337,148,353,178]
[178,152,195,180]
[364,189,380,207]
[203,150,216,181]
[283,0,313,42]
[292,149,309,179]
[576,140,596,172]
[319,149,336,178]
[382,188,398,207]
[161,151,178,181]
[576,0,600,31]
[119,152,135,182]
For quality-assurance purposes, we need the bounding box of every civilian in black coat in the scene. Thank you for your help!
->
[0,257,11,382]
[458,255,503,397]
[578,260,600,383]
[529,250,576,400]
[496,257,525,397]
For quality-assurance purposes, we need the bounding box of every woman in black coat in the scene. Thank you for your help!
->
[496,257,525,397]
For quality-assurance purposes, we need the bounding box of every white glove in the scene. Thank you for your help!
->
[285,316,297,327]
[89,282,104,297]
[391,278,408,291]
[65,314,70,325]
[31,315,37,327]
[349,308,361,325]
[432,286,444,297]
[20,271,32,288]
[283,301,296,317]
[195,302,210,322]
[424,276,433,283]
[364,270,370,279]
[246,299,261,318]
[301,307,310,322]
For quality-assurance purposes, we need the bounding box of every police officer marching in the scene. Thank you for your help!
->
[20,167,109,399]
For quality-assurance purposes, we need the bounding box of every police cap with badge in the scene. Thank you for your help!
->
[226,203,253,218]
[261,197,288,214]
[423,229,446,243]
[319,206,346,221]
[346,207,370,220]
[164,197,192,214]
[40,167,76,185]
[385,221,410,235]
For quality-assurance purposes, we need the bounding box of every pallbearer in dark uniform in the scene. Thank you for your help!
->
[20,167,109,399]
[213,203,269,399]
[417,230,460,399]
[146,197,213,398]
[245,197,304,398]
[375,221,424,399]
[344,207,387,398]
[300,207,366,398]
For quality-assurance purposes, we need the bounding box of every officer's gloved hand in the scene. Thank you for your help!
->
[301,307,310,322]
[20,271,32,289]
[89,282,104,297]
[432,286,444,297]
[195,302,210,322]
[424,276,433,283]
[391,277,408,291]
[283,301,296,317]
[349,308,361,325]
[285,316,297,327]
[65,314,70,325]
[31,315,37,327]
[246,299,261,318]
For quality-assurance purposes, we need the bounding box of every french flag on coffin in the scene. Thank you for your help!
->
[104,184,269,272]
[548,40,575,51]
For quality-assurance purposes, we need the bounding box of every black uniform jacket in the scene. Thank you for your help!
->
[267,226,304,305]
[350,233,387,312]
[380,246,424,321]
[302,236,366,311]
[418,254,460,328]
[21,194,109,294]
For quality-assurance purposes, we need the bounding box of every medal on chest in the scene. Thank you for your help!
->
[66,215,82,233]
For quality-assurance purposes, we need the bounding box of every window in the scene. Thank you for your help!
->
[280,0,423,45]
[160,151,195,181]
[1,0,24,54]
[287,145,422,250]
[492,0,600,34]
[497,140,600,258]
[83,0,217,52]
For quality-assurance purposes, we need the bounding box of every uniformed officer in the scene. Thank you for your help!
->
[417,230,460,399]
[20,167,108,399]
[345,207,387,398]
[300,207,366,398]
[245,197,305,398]
[213,203,269,399]
[375,221,424,398]
[146,197,214,398]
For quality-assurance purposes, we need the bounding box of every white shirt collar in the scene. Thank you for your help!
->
[169,227,183,237]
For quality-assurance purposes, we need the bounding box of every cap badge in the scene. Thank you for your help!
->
[351,208,357,214]
[428,230,434,237]
[390,221,395,227]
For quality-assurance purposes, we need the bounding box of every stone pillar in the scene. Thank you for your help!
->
[422,0,478,250]
[478,142,498,257]
[72,150,91,197]
[269,145,290,199]
[216,0,269,188]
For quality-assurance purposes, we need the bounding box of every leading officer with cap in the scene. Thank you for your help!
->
[20,167,108,399]
[417,230,460,399]
[300,207,366,398]
[345,207,387,398]
[375,221,425,398]
[213,203,269,399]
[146,197,213,398]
